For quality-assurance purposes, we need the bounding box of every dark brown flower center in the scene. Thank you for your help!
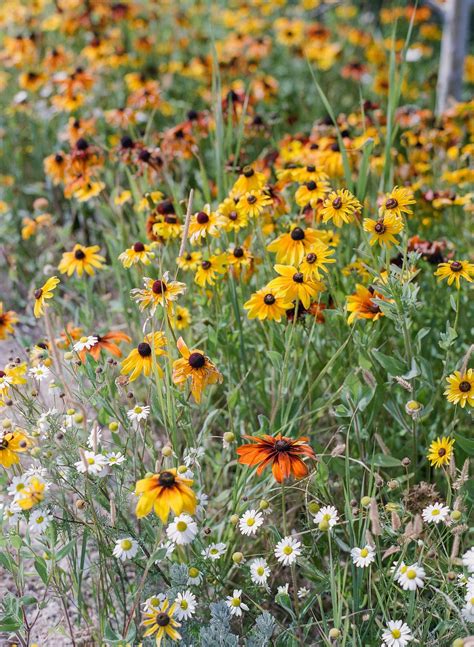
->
[291,227,305,241]
[196,211,209,224]
[459,381,471,393]
[332,197,342,209]
[450,261,462,272]
[275,439,290,452]
[152,280,167,294]
[228,210,238,221]
[233,247,244,258]
[385,198,398,209]
[133,242,145,252]
[438,448,446,457]
[201,260,211,270]
[189,352,205,369]
[74,249,86,260]
[243,166,254,178]
[374,222,385,234]
[367,301,381,314]
[34,288,43,299]
[246,195,257,204]
[264,294,276,305]
[156,612,170,627]
[306,165,315,172]
[137,342,152,357]
[306,181,317,191]
[165,215,177,224]
[158,471,176,487]
[306,253,317,264]
[292,272,304,283]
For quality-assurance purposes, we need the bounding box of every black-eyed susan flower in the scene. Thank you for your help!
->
[73,180,105,202]
[118,242,155,268]
[43,152,67,185]
[427,436,455,468]
[363,213,404,248]
[379,186,416,219]
[152,213,183,241]
[434,260,473,289]
[444,369,474,408]
[135,468,196,521]
[131,274,186,314]
[120,332,167,381]
[170,305,192,330]
[176,251,202,272]
[194,253,227,287]
[0,430,31,468]
[295,179,330,208]
[299,241,336,279]
[292,164,329,184]
[231,165,266,197]
[58,244,105,277]
[237,189,272,219]
[142,598,181,646]
[226,245,253,270]
[33,276,60,318]
[217,197,249,232]
[172,337,222,403]
[267,265,321,309]
[267,226,327,266]
[346,284,388,324]
[320,189,362,227]
[0,303,18,340]
[244,287,293,322]
[188,205,222,244]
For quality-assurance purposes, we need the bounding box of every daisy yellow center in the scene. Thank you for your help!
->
[431,509,440,516]
[283,545,293,555]
[16,483,25,491]
[79,336,88,343]
[87,457,95,464]
[36,516,44,523]
[210,548,218,555]
[180,600,188,609]
[323,513,331,521]
[400,565,407,574]
[246,518,255,526]
[189,567,199,578]
[134,406,142,414]
[406,569,417,579]
[176,521,187,532]
[257,567,265,575]
[360,548,369,558]
[391,629,401,639]
[121,539,132,550]
[470,597,474,605]
[231,597,241,606]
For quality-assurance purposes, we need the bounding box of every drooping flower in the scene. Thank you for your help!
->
[33,276,60,318]
[426,436,455,468]
[444,369,474,408]
[237,433,315,482]
[58,244,105,277]
[172,337,222,403]
[346,284,388,324]
[121,332,167,381]
[134,469,197,522]
[0,302,18,340]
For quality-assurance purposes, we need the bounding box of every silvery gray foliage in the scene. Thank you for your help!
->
[199,602,239,646]
[245,612,276,646]
[170,563,189,588]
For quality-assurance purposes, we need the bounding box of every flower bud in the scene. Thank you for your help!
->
[64,351,74,361]
[162,445,173,457]
[319,519,330,532]
[66,408,75,416]
[230,514,239,525]
[450,510,462,522]
[361,496,371,507]
[232,552,244,564]
[109,421,119,431]
[2,418,12,429]
[259,499,270,510]
[329,628,340,639]
[74,413,84,424]
[308,501,320,515]
[30,447,41,458]
[452,640,464,647]
[223,431,235,444]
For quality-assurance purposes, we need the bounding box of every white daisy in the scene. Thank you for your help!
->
[422,502,450,525]
[274,536,302,566]
[2,502,21,525]
[225,589,249,617]
[29,364,51,382]
[142,593,167,612]
[37,409,58,434]
[297,587,310,599]
[381,620,413,647]
[196,491,208,517]
[202,542,227,560]
[239,509,264,536]
[462,547,474,573]
[397,563,426,591]
[29,509,52,534]
[174,590,197,621]
[74,450,108,475]
[112,537,138,561]
[106,452,125,466]
[461,595,474,622]
[187,567,203,586]
[183,446,205,467]
[166,513,198,545]
[314,505,339,529]
[351,545,376,568]
[73,336,98,352]
[8,475,31,499]
[127,404,150,425]
[466,575,474,597]
[250,558,270,586]
[276,583,289,596]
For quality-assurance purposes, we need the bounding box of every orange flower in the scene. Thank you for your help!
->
[78,331,131,362]
[237,433,315,483]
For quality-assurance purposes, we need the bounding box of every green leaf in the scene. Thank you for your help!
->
[275,592,296,621]
[34,557,48,584]
[149,547,167,564]
[0,615,22,632]
[20,595,37,607]
[372,349,405,375]
[454,434,474,454]
[371,454,402,468]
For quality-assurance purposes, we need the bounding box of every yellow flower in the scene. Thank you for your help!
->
[299,241,336,279]
[142,598,181,646]
[363,212,404,248]
[120,332,167,382]
[346,284,388,325]
[237,189,272,219]
[118,242,155,268]
[0,302,18,340]
[176,251,202,272]
[194,253,227,287]
[131,273,186,314]
[58,244,105,277]
[73,180,105,202]
[172,337,222,403]
[0,430,31,468]
[33,276,60,318]
[244,287,293,322]
[444,369,474,408]
[320,189,362,227]
[379,186,416,220]
[267,265,321,309]
[170,305,192,330]
[427,436,455,468]
[231,165,266,197]
[434,260,473,289]
[16,476,45,510]
[267,226,326,266]
[114,190,132,206]
[295,179,329,208]
[188,205,221,244]
[135,468,196,522]
[217,197,249,232]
